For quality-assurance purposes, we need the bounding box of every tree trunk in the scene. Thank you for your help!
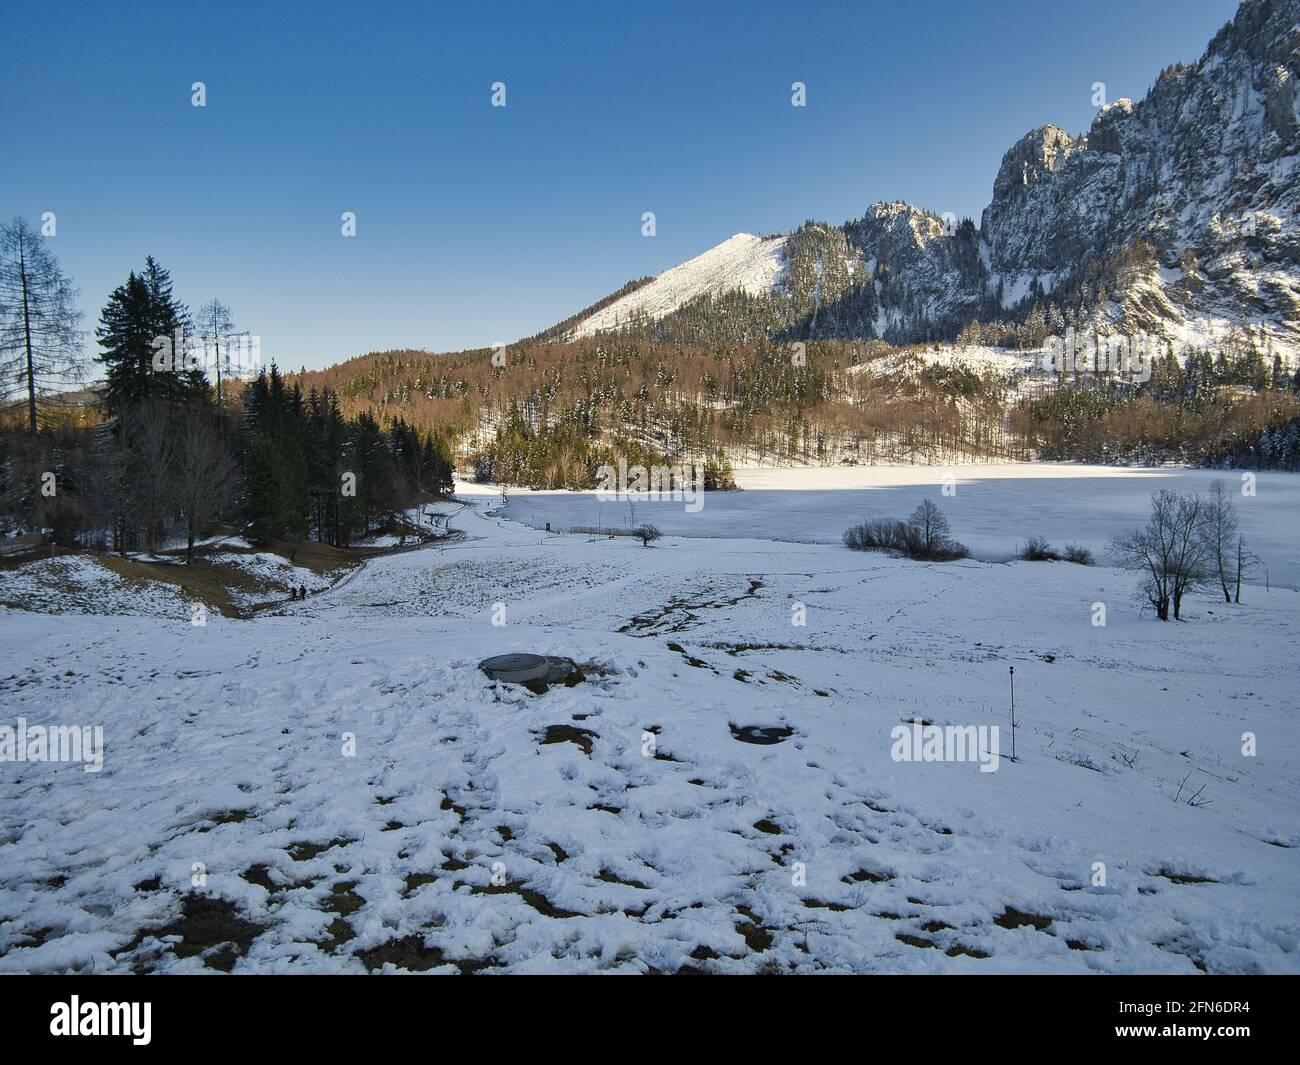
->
[1156,595,1169,621]
[18,238,38,436]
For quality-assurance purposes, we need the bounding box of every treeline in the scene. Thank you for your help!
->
[1014,346,1300,467]
[287,338,1026,475]
[0,237,454,554]
[241,366,454,545]
[471,401,737,490]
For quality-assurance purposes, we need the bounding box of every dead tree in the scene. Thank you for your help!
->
[1199,479,1237,603]
[175,407,239,562]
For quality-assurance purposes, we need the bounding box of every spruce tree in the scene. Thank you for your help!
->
[97,256,205,417]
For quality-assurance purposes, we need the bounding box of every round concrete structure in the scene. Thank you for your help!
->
[479,653,579,685]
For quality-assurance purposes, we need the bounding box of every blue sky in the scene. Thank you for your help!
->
[2,0,1241,371]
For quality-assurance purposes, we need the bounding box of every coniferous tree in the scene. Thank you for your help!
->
[0,217,85,435]
[97,256,205,418]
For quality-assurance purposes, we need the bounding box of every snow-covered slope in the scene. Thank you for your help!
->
[570,233,787,337]
[2,489,1297,973]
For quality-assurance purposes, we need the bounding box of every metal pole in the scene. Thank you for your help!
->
[1009,665,1016,761]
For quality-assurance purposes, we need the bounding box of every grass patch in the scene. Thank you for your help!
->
[994,907,1052,931]
[539,724,598,756]
[130,894,264,972]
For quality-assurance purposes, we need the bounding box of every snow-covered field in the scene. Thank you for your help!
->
[0,491,1296,974]
[494,464,1300,589]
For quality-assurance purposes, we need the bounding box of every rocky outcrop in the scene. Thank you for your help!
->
[567,0,1299,353]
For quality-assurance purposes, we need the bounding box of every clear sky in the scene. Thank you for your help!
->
[2,0,1242,371]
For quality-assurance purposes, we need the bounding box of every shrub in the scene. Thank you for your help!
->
[1020,535,1060,561]
[567,526,637,537]
[1063,543,1094,565]
[635,523,662,547]
[844,502,967,561]
[925,538,969,561]
[844,517,912,551]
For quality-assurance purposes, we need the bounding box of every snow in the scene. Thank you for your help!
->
[487,464,1300,589]
[570,233,787,337]
[896,343,1043,378]
[1000,273,1035,309]
[0,555,196,619]
[204,551,335,608]
[1,484,1297,974]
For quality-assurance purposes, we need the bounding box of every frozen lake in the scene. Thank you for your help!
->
[477,464,1300,588]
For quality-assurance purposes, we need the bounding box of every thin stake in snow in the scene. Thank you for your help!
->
[1009,665,1017,762]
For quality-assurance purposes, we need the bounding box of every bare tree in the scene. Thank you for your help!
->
[635,523,661,548]
[0,217,84,435]
[175,407,240,562]
[1233,534,1260,603]
[121,401,178,554]
[1199,479,1238,603]
[194,299,236,410]
[1110,490,1210,621]
[908,499,950,556]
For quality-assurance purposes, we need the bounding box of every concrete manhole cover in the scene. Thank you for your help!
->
[479,654,581,687]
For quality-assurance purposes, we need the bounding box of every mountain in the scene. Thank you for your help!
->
[281,0,1300,479]
[569,234,788,338]
[559,0,1300,356]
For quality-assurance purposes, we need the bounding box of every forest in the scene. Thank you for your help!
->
[0,217,453,552]
[285,329,1300,486]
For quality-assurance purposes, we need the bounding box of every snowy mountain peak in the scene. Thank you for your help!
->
[554,0,1300,356]
[569,232,787,338]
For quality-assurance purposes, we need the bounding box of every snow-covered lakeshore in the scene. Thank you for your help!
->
[0,484,1297,974]
[493,463,1300,589]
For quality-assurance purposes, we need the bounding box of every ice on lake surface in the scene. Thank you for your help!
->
[492,463,1300,588]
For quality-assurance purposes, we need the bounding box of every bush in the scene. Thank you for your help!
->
[1063,543,1094,565]
[844,502,967,561]
[925,538,969,561]
[1020,535,1060,561]
[568,525,635,537]
[1020,536,1093,564]
[635,523,662,547]
[844,517,912,552]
